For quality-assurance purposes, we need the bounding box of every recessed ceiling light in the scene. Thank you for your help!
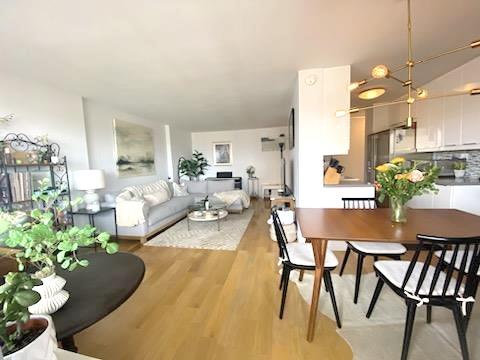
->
[358,87,386,100]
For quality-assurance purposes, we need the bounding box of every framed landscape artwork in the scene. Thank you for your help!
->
[213,142,233,166]
[113,119,156,177]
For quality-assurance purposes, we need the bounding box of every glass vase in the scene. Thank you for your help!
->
[390,198,407,223]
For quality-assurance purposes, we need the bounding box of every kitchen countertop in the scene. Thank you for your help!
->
[436,177,480,186]
[324,182,374,187]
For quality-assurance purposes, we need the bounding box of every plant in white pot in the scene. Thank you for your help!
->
[0,180,119,315]
[0,271,58,360]
[453,161,466,178]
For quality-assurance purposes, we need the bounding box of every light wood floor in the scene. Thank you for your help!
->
[75,200,354,360]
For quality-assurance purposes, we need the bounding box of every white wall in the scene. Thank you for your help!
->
[0,72,89,171]
[170,125,193,181]
[83,98,170,193]
[191,127,289,190]
[335,115,366,182]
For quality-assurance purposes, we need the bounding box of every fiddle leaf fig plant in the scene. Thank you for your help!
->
[0,179,119,279]
[0,272,41,352]
[179,150,209,180]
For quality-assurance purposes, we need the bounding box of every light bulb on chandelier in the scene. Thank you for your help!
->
[371,65,389,79]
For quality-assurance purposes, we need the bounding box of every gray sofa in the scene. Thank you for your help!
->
[117,179,245,243]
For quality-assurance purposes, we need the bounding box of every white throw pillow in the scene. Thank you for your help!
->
[173,182,189,197]
[143,190,170,207]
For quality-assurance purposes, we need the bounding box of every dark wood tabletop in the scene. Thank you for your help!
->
[52,252,145,351]
[295,207,480,342]
[296,208,480,243]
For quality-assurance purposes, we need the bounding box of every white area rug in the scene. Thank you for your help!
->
[144,208,254,251]
[290,271,480,360]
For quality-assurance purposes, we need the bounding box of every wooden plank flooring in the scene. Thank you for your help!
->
[74,200,353,360]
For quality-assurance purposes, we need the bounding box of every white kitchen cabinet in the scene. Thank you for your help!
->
[442,69,463,148]
[461,95,480,146]
[407,185,452,209]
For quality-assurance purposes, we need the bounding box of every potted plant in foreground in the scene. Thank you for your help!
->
[0,272,57,360]
[375,157,439,223]
[0,180,119,315]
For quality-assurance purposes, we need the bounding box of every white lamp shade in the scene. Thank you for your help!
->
[73,170,106,191]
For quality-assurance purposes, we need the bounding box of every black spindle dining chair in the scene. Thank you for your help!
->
[271,209,342,328]
[339,197,407,303]
[366,234,480,360]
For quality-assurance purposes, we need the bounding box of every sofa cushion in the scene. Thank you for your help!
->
[148,196,194,226]
[144,190,170,207]
[207,179,234,194]
[185,181,208,194]
[173,182,189,197]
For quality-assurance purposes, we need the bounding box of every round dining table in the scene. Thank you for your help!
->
[52,252,145,352]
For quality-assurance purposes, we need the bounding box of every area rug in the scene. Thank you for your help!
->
[144,208,254,251]
[289,271,480,360]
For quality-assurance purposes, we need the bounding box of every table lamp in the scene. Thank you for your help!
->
[73,170,105,212]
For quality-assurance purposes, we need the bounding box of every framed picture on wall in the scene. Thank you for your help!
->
[288,108,295,150]
[213,142,233,166]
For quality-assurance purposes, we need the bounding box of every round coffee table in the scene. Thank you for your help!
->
[52,252,145,352]
[187,202,228,231]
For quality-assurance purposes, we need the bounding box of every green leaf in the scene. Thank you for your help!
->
[61,259,71,269]
[57,251,66,263]
[106,242,119,254]
[14,290,40,307]
[78,259,89,267]
[68,262,78,272]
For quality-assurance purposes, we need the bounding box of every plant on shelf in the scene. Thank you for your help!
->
[375,157,439,223]
[246,165,256,178]
[178,150,209,180]
[453,161,466,178]
[0,179,119,314]
[0,272,43,356]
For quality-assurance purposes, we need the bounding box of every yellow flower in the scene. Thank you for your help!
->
[376,164,391,172]
[390,157,406,165]
[395,173,408,180]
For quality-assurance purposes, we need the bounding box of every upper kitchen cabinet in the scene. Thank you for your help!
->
[461,58,480,146]
[442,70,463,148]
[415,96,443,152]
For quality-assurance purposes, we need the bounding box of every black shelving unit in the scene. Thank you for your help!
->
[0,133,72,224]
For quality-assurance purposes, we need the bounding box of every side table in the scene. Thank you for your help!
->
[69,206,118,240]
[247,177,259,198]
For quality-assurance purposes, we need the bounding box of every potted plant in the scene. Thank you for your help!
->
[246,166,256,178]
[0,180,119,315]
[375,157,439,223]
[179,150,209,180]
[0,271,58,360]
[453,161,466,178]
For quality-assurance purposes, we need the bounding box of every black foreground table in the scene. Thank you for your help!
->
[52,252,145,352]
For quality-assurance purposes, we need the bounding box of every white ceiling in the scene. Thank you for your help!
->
[0,0,479,131]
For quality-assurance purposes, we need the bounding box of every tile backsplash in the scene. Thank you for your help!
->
[432,150,480,178]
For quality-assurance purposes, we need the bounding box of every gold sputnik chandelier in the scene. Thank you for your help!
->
[336,0,480,128]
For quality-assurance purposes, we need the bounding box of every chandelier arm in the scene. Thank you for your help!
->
[414,43,475,67]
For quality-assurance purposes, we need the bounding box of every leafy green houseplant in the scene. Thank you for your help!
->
[375,157,439,222]
[0,179,119,314]
[453,161,466,178]
[0,272,41,353]
[178,150,209,180]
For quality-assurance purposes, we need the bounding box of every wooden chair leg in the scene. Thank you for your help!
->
[452,304,470,360]
[339,247,351,276]
[279,266,291,319]
[324,271,342,328]
[366,278,384,318]
[354,254,365,304]
[299,269,304,282]
[401,302,417,360]
[426,305,432,324]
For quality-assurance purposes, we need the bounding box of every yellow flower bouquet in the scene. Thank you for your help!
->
[375,157,439,222]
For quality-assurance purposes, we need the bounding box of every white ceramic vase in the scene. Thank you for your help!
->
[454,169,465,178]
[28,273,69,315]
[4,315,58,360]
